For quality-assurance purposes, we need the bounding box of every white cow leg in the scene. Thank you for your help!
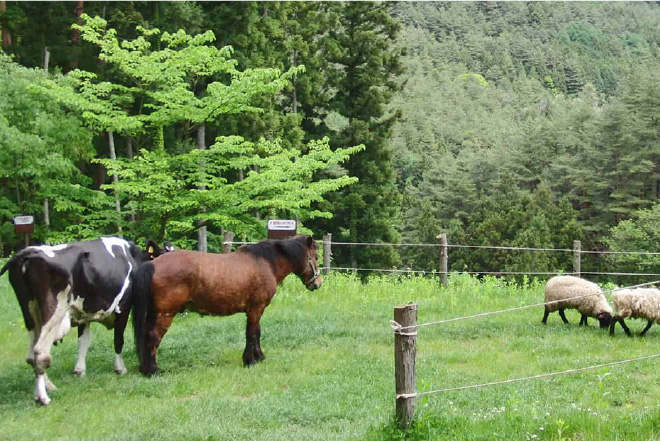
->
[25,329,36,366]
[31,286,72,405]
[114,354,127,375]
[44,373,57,391]
[34,374,51,406]
[73,325,92,376]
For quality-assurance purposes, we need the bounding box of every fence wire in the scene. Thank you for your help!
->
[390,280,660,333]
[397,353,660,399]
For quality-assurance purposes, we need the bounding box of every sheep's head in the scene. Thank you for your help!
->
[597,312,612,328]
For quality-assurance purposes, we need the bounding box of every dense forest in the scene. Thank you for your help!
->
[1,2,660,278]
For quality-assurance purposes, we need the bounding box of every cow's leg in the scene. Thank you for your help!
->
[558,309,569,324]
[640,320,653,337]
[142,313,174,376]
[32,286,72,405]
[113,309,130,375]
[73,324,92,376]
[243,307,266,367]
[25,329,37,367]
[542,307,550,324]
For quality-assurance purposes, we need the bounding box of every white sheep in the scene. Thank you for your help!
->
[610,288,660,336]
[543,275,613,328]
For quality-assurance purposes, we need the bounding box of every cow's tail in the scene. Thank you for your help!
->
[132,262,156,375]
[0,253,21,277]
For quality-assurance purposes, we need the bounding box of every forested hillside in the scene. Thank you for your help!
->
[390,2,660,275]
[2,2,660,276]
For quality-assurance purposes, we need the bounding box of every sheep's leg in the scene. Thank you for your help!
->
[542,307,550,324]
[618,318,632,337]
[639,320,653,337]
[609,316,618,336]
[558,309,569,324]
[579,315,587,326]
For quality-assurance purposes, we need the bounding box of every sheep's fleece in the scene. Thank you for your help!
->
[544,275,613,317]
[612,288,660,322]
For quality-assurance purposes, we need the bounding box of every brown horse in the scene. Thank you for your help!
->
[132,235,322,375]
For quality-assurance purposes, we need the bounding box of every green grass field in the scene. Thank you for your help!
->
[1,273,660,441]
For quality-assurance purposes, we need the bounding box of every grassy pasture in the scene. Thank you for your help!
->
[1,273,660,441]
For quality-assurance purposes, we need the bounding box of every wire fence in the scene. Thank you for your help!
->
[224,238,660,279]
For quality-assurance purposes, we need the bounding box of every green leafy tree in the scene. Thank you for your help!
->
[0,53,99,247]
[41,15,363,244]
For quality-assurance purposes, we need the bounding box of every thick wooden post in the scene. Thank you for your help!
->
[437,233,448,287]
[573,240,581,277]
[394,303,417,429]
[323,233,332,275]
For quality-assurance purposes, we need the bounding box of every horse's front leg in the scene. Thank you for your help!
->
[243,307,265,367]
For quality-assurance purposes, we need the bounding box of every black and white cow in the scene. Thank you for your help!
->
[0,237,172,405]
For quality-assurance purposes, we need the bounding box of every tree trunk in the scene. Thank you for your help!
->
[108,131,122,234]
[71,1,84,69]
[0,1,11,48]
[43,46,50,227]
[197,125,208,252]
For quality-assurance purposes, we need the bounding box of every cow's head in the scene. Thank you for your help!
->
[145,240,175,260]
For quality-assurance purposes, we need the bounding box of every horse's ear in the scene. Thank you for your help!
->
[306,235,314,249]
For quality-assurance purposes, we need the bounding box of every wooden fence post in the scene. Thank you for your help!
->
[394,303,417,429]
[222,231,235,254]
[437,233,448,287]
[323,233,332,275]
[573,240,581,277]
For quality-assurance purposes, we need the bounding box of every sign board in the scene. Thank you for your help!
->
[14,215,34,234]
[14,216,34,225]
[267,219,297,240]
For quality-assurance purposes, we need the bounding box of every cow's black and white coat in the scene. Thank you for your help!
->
[0,237,166,405]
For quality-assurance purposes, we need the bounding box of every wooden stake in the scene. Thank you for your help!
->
[323,233,332,275]
[437,233,448,287]
[394,303,417,429]
[573,240,581,277]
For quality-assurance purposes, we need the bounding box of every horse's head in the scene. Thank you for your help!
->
[298,235,322,291]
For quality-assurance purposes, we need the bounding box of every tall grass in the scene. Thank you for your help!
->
[1,273,659,440]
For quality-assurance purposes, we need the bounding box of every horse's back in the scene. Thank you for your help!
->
[150,249,276,316]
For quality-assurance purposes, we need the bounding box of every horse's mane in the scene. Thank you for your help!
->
[238,236,312,272]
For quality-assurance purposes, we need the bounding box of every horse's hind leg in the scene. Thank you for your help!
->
[144,313,174,376]
[243,307,266,367]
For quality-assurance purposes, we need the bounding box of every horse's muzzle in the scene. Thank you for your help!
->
[306,276,323,291]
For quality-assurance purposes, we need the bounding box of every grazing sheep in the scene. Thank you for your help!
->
[609,288,660,337]
[542,275,613,328]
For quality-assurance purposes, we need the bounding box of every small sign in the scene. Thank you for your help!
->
[267,219,297,240]
[14,215,34,234]
[14,216,34,225]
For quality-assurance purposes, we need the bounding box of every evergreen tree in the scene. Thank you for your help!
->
[311,2,404,271]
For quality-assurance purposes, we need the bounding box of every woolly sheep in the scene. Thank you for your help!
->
[542,275,613,328]
[609,288,660,337]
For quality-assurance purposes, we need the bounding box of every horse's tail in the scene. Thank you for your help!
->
[132,262,156,375]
